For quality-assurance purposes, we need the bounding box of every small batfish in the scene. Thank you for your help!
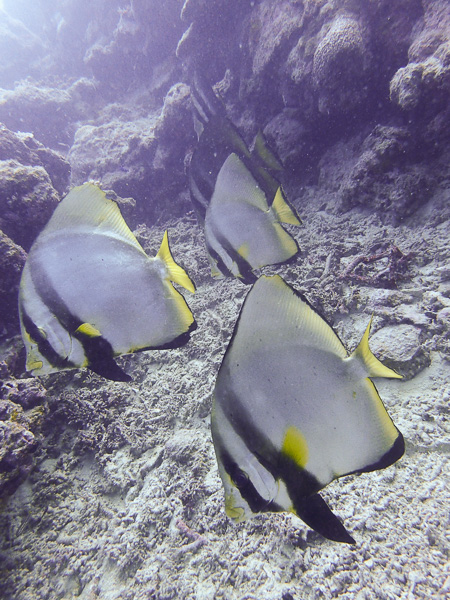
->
[19,183,196,382]
[211,275,404,543]
[189,73,301,283]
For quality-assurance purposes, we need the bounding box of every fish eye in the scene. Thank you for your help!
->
[233,468,249,488]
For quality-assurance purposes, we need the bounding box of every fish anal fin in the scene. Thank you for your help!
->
[282,426,309,469]
[88,358,131,382]
[272,187,302,226]
[157,231,196,293]
[355,430,405,474]
[293,492,356,544]
[352,317,402,379]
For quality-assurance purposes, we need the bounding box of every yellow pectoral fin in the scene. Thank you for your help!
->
[225,495,246,521]
[75,323,102,338]
[27,359,44,372]
[237,242,250,260]
[352,317,403,379]
[157,231,196,293]
[272,187,302,226]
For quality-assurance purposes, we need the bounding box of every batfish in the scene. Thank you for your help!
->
[189,73,301,283]
[211,274,404,543]
[19,183,196,382]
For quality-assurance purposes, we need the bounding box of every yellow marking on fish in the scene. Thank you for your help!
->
[75,323,102,338]
[282,425,309,468]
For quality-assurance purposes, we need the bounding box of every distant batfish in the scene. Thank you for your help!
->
[189,74,301,284]
[211,275,404,543]
[19,183,196,382]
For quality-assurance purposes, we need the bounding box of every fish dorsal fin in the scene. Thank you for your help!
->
[252,131,283,171]
[215,153,269,212]
[43,183,146,254]
[351,317,403,379]
[272,187,302,226]
[235,275,347,358]
[156,231,196,293]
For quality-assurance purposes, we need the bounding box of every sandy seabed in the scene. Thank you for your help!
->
[0,183,449,600]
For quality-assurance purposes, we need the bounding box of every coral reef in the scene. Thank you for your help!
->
[0,1,449,598]
[0,8,46,87]
[0,231,26,335]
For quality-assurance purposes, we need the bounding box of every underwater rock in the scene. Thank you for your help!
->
[1,378,47,410]
[0,396,42,497]
[369,324,430,380]
[312,14,368,115]
[84,0,184,93]
[338,125,436,221]
[0,124,70,195]
[177,0,249,81]
[390,0,450,115]
[69,83,195,224]
[0,160,60,251]
[248,1,303,81]
[0,78,100,148]
[0,124,70,334]
[262,110,308,169]
[0,231,26,335]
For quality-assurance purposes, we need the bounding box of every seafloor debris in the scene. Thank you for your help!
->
[339,244,413,288]
[175,518,207,555]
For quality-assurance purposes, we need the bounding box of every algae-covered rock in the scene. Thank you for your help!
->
[312,14,368,115]
[0,8,46,87]
[0,401,41,498]
[69,83,195,225]
[0,78,101,148]
[0,231,26,335]
[0,160,59,251]
[338,125,436,221]
[0,124,70,195]
[390,0,450,116]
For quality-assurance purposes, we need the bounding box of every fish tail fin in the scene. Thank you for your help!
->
[272,187,302,226]
[157,231,196,293]
[252,131,283,171]
[352,317,402,379]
